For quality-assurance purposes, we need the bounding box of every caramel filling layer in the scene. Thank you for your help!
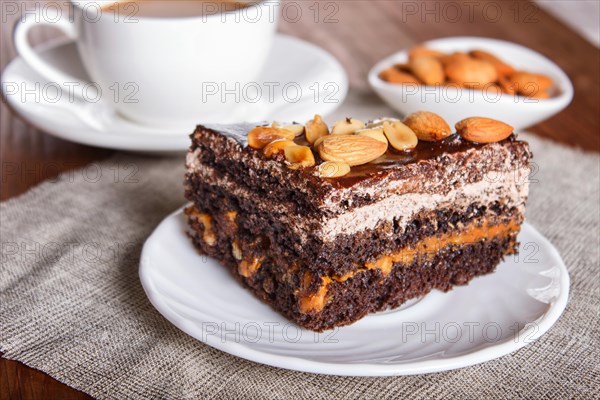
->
[332,219,519,283]
[298,219,519,313]
[185,206,519,315]
[298,273,332,315]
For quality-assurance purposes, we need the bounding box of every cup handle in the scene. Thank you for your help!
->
[13,7,97,99]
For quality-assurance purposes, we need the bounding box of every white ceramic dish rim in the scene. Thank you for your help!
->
[139,208,570,376]
[368,36,574,110]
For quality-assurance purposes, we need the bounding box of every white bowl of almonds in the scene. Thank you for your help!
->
[368,36,573,131]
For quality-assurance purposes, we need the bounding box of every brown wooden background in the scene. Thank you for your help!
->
[1,1,599,398]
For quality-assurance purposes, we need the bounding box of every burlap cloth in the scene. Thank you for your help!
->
[1,96,599,399]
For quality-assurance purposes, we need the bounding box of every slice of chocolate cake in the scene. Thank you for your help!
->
[184,112,532,331]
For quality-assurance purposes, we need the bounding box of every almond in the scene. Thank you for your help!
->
[468,49,504,65]
[331,118,366,135]
[317,135,387,166]
[439,51,470,67]
[248,126,295,149]
[284,145,316,169]
[403,111,451,142]
[445,58,498,88]
[393,63,412,72]
[456,117,514,143]
[410,57,445,85]
[495,63,516,77]
[409,46,445,60]
[517,85,545,98]
[379,67,420,85]
[509,72,554,97]
[468,49,515,76]
[355,127,388,143]
[281,124,305,136]
[305,114,329,144]
[263,139,295,158]
[498,74,516,95]
[318,161,351,178]
[382,120,418,151]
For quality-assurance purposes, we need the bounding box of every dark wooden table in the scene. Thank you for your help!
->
[1,1,598,398]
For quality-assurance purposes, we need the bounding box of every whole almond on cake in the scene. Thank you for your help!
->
[456,117,514,143]
[403,111,452,142]
[317,135,387,166]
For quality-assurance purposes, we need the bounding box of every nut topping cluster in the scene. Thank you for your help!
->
[379,46,555,99]
[246,112,514,178]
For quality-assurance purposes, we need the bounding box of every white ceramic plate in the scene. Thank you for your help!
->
[368,37,573,131]
[1,34,348,153]
[140,208,569,376]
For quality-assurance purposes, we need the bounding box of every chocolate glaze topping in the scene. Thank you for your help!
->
[332,134,492,187]
[201,122,267,147]
[198,122,518,189]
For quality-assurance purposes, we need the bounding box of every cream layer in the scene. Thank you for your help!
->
[186,152,528,243]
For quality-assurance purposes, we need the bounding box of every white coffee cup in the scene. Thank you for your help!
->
[14,0,279,128]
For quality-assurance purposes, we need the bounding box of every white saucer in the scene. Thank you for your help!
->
[139,209,570,376]
[1,34,348,152]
